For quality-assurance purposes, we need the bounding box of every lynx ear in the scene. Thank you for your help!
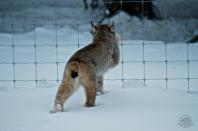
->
[91,21,97,28]
[110,22,115,33]
[91,21,97,34]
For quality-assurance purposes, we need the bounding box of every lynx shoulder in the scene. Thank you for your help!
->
[51,22,120,113]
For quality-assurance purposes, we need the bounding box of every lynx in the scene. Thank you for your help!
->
[51,22,120,113]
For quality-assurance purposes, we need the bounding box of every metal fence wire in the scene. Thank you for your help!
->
[0,0,197,92]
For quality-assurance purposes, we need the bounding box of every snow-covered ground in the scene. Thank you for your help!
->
[0,81,198,131]
[0,26,198,130]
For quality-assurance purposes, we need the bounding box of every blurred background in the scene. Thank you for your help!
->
[0,0,197,42]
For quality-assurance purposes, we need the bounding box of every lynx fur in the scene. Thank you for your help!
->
[51,22,120,113]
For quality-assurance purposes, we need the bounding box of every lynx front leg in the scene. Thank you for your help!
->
[97,76,104,95]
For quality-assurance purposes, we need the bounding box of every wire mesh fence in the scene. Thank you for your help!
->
[0,0,197,92]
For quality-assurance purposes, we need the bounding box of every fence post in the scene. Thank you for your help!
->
[11,23,16,88]
[165,42,168,89]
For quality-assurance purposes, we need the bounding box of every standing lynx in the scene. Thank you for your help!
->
[51,22,120,113]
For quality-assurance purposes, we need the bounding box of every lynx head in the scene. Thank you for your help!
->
[91,21,117,39]
[91,21,120,45]
[91,21,115,34]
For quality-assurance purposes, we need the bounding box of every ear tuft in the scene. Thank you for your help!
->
[91,21,97,34]
[91,21,97,28]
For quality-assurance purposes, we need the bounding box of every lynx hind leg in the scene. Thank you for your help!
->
[97,76,104,95]
[51,74,79,113]
[80,64,97,107]
[51,82,67,113]
[50,96,64,113]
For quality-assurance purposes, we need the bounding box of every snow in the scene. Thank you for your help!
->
[0,81,198,131]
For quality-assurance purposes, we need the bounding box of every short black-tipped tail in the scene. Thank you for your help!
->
[71,70,78,78]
